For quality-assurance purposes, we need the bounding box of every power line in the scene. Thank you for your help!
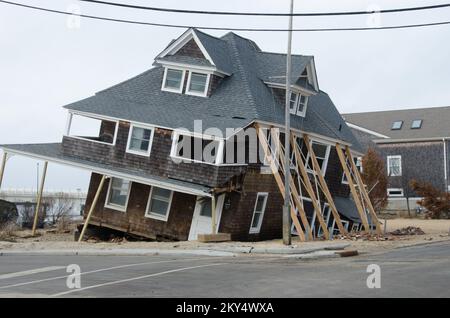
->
[80,0,450,17]
[2,0,450,32]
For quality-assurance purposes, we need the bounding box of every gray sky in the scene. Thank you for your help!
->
[1,0,450,191]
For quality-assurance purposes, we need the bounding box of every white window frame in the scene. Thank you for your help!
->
[186,71,211,97]
[305,141,331,176]
[161,67,186,94]
[296,94,308,117]
[249,192,269,234]
[170,131,225,166]
[387,155,402,176]
[341,156,362,184]
[125,123,155,157]
[104,178,132,212]
[65,112,119,146]
[145,186,174,222]
[387,188,404,197]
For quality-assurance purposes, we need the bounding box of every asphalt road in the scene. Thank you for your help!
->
[0,241,449,298]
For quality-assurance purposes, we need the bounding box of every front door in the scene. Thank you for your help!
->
[188,194,225,241]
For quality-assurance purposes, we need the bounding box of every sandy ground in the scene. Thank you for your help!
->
[0,218,449,254]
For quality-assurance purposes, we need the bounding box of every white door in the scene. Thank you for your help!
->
[188,194,225,241]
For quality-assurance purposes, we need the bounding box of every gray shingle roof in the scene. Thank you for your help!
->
[343,106,450,140]
[64,28,361,150]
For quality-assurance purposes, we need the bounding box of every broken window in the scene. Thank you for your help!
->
[146,187,173,221]
[304,141,330,175]
[126,124,154,156]
[105,178,131,212]
[387,155,402,176]
[66,113,117,145]
[249,193,268,234]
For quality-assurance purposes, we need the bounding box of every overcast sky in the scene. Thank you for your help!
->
[1,0,450,191]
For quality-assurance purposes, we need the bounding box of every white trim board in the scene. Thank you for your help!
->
[1,147,211,197]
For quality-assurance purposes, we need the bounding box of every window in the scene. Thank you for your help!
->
[342,156,363,184]
[296,95,308,116]
[105,178,131,212]
[387,155,402,176]
[249,193,268,234]
[145,187,173,221]
[66,113,118,145]
[411,119,422,129]
[171,133,222,165]
[305,142,330,175]
[289,92,298,114]
[391,121,403,130]
[387,188,404,197]
[126,124,154,156]
[187,72,209,96]
[289,92,308,117]
[162,68,185,93]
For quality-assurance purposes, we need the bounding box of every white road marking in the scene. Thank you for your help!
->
[0,266,65,280]
[0,257,225,290]
[51,263,225,297]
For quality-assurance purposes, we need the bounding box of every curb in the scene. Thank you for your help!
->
[0,249,236,257]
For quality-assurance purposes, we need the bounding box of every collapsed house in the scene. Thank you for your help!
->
[0,28,380,241]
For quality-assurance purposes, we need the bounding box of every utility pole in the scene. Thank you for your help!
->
[283,0,294,245]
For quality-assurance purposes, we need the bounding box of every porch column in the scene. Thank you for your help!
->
[32,161,48,236]
[0,152,7,189]
[211,194,217,234]
[78,175,107,242]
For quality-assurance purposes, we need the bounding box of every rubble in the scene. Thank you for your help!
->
[390,226,425,236]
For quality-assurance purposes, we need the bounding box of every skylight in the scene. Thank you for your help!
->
[411,119,422,129]
[391,121,403,130]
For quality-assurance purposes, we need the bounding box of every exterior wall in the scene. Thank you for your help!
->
[219,168,283,241]
[62,123,246,188]
[377,141,446,196]
[174,39,205,59]
[85,173,197,241]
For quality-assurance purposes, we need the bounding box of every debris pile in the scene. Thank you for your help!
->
[336,232,392,241]
[390,226,425,236]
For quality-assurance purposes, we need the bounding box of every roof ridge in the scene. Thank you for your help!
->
[258,51,310,58]
[344,105,450,115]
[225,34,259,115]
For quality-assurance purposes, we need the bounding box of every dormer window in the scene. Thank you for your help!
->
[186,72,210,97]
[162,68,185,93]
[289,92,308,117]
[391,121,403,130]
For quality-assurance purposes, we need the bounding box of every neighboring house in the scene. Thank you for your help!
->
[344,106,450,212]
[0,28,369,241]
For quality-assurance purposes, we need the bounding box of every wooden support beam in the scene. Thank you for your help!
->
[256,125,306,241]
[335,144,370,232]
[303,135,348,235]
[0,152,7,190]
[31,161,48,236]
[276,136,314,239]
[344,146,382,234]
[78,175,107,242]
[211,194,217,234]
[290,135,330,239]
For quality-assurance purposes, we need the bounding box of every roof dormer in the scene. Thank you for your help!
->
[155,28,232,97]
